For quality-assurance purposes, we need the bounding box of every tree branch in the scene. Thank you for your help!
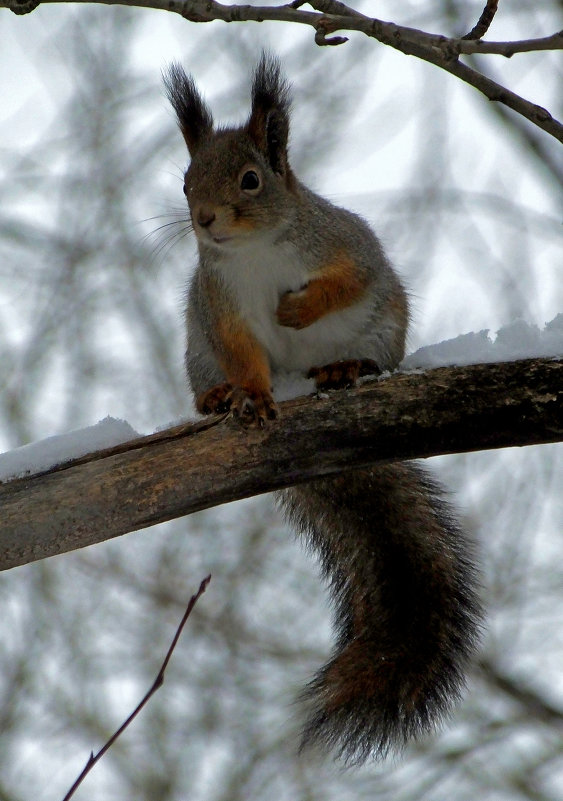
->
[3,0,563,142]
[0,357,561,573]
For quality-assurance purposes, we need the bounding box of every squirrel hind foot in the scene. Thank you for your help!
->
[307,358,380,390]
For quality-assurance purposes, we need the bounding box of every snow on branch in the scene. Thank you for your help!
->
[3,0,563,143]
[0,356,561,573]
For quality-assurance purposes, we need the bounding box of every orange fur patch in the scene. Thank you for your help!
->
[203,273,272,395]
[277,252,369,329]
[216,312,272,394]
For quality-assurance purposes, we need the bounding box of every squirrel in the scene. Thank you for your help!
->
[164,53,482,764]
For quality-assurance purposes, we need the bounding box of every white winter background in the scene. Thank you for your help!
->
[0,2,562,800]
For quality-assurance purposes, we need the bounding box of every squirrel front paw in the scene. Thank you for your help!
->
[197,383,278,426]
[196,383,234,415]
[276,288,318,330]
[230,387,279,427]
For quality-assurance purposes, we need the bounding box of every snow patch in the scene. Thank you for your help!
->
[0,416,139,483]
[401,314,563,370]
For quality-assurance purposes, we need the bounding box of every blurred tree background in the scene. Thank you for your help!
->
[0,1,562,799]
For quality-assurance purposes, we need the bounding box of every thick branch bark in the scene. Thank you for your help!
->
[3,0,563,142]
[0,357,561,572]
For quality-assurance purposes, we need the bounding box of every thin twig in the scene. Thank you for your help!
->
[456,31,563,56]
[462,0,499,41]
[397,37,562,143]
[60,574,211,801]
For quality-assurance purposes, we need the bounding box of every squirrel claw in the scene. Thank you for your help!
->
[198,384,278,425]
[197,383,234,415]
[231,387,279,427]
[233,393,259,426]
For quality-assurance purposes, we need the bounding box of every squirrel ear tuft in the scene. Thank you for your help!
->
[247,52,291,176]
[163,63,213,156]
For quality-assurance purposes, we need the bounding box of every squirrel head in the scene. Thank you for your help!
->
[164,53,298,249]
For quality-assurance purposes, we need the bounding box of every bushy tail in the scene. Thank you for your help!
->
[277,462,482,763]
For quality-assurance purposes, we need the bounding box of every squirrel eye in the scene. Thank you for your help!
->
[240,170,261,192]
[182,184,187,196]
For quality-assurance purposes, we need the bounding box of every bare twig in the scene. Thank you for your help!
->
[3,0,562,142]
[60,575,211,801]
[457,31,563,56]
[399,38,561,143]
[462,0,499,41]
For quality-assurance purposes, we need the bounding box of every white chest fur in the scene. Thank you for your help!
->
[211,237,372,374]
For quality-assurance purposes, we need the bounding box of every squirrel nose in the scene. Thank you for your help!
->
[197,207,216,228]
